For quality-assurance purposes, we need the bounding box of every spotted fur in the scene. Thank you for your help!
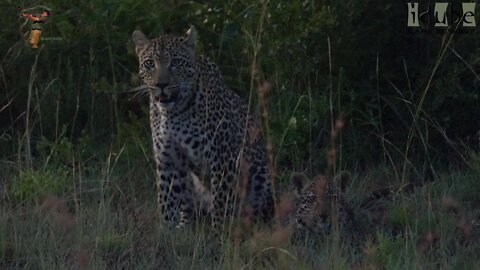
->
[132,26,274,235]
[291,170,355,239]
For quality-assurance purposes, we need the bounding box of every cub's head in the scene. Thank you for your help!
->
[290,171,352,235]
[132,26,197,109]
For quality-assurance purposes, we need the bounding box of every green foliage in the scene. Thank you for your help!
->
[10,168,70,202]
[468,151,480,172]
[1,169,478,268]
[2,0,479,172]
[372,232,408,267]
[387,205,410,230]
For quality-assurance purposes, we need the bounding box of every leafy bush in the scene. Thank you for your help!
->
[10,168,70,202]
[2,0,479,172]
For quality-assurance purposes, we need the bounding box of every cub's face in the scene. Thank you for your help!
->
[290,171,351,234]
[132,27,197,109]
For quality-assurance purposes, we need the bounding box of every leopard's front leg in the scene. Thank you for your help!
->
[156,168,193,228]
[210,163,237,240]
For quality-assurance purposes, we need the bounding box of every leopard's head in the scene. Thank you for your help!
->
[290,171,352,235]
[132,26,197,110]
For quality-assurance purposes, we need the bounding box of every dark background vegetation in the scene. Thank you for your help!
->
[0,0,479,268]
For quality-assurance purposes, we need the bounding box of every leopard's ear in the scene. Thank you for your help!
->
[291,173,308,197]
[132,30,151,56]
[183,25,196,53]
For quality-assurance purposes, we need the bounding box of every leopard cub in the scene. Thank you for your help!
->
[290,170,355,239]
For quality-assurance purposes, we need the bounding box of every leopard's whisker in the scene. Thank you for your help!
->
[128,84,157,100]
[129,91,143,101]
[141,91,150,98]
[129,87,150,100]
[131,85,150,92]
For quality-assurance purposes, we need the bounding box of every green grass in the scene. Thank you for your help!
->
[1,165,478,269]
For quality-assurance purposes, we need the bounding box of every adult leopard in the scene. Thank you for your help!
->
[132,26,274,237]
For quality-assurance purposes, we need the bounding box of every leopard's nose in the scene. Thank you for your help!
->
[156,82,168,90]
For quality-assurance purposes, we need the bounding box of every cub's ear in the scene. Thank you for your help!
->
[132,30,151,56]
[183,25,196,53]
[291,173,308,197]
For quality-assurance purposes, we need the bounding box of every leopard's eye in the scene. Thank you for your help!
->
[144,59,155,69]
[170,58,181,67]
